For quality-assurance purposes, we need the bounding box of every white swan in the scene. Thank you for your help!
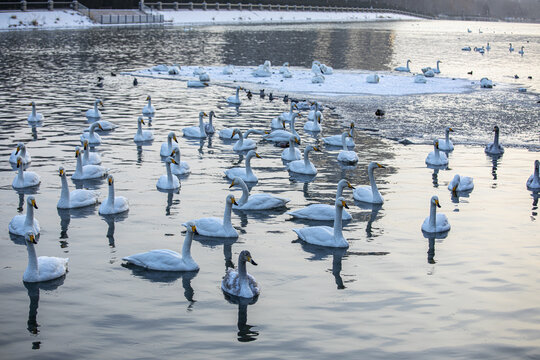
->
[323,123,355,147]
[527,160,540,190]
[204,110,216,134]
[229,177,290,210]
[142,95,156,115]
[509,43,514,52]
[263,113,301,142]
[12,157,40,189]
[225,150,261,182]
[221,250,259,298]
[282,67,292,78]
[280,102,298,122]
[281,134,301,161]
[252,60,272,77]
[231,129,256,151]
[437,127,454,151]
[353,162,385,204]
[80,122,103,146]
[320,63,333,75]
[425,140,449,166]
[421,195,450,233]
[394,59,411,72]
[519,46,524,56]
[271,117,287,130]
[414,74,427,83]
[312,60,322,74]
[193,66,206,75]
[312,73,325,83]
[133,116,154,142]
[486,42,491,51]
[86,99,103,119]
[423,69,435,77]
[287,145,320,175]
[366,74,380,83]
[304,111,322,132]
[182,111,208,138]
[170,148,191,176]
[422,60,442,74]
[156,157,180,190]
[187,80,209,88]
[72,146,108,180]
[279,62,289,74]
[199,73,210,82]
[337,132,358,164]
[448,174,474,193]
[82,140,101,166]
[293,197,349,248]
[99,175,129,215]
[222,64,234,75]
[227,86,243,105]
[9,196,40,236]
[23,232,68,283]
[123,222,199,272]
[28,102,44,123]
[485,125,504,155]
[184,194,238,238]
[160,131,180,157]
[9,142,31,165]
[288,179,354,220]
[57,167,98,209]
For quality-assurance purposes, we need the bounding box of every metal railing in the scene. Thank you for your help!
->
[0,0,79,11]
[99,14,164,24]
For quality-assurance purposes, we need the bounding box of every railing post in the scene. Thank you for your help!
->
[258,3,263,11]
[215,2,219,10]
[227,3,231,10]
[173,2,178,10]
[293,5,297,11]
[284,5,288,11]
[202,2,207,10]
[139,0,143,11]
[248,3,252,10]
[157,2,162,10]
[72,0,78,11]
[238,3,242,10]
[48,0,54,11]
[188,2,193,10]
[21,0,27,11]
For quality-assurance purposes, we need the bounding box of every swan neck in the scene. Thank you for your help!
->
[494,129,499,146]
[245,154,254,177]
[60,175,70,203]
[137,120,142,135]
[107,183,115,206]
[429,202,437,229]
[208,113,213,125]
[25,203,35,228]
[199,115,206,136]
[75,154,83,175]
[238,258,248,279]
[94,101,99,112]
[303,148,311,167]
[181,231,194,258]
[223,200,233,227]
[236,87,240,97]
[239,181,250,206]
[333,204,344,239]
[341,133,348,150]
[535,164,539,180]
[336,181,346,200]
[369,167,382,201]
[166,162,173,184]
[25,241,39,279]
[17,163,24,181]
[32,104,36,117]
[445,130,450,142]
[89,123,96,135]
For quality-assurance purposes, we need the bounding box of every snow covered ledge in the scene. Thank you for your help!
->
[0,10,95,30]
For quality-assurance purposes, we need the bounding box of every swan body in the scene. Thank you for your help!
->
[509,43,514,52]
[366,74,380,83]
[86,99,103,119]
[288,179,354,220]
[421,195,451,233]
[253,60,272,77]
[424,69,435,77]
[10,143,31,164]
[395,59,411,72]
[414,74,427,83]
[281,134,301,161]
[198,73,210,82]
[27,102,44,123]
[353,162,385,204]
[337,132,358,164]
[230,177,290,210]
[160,131,180,156]
[142,95,156,115]
[168,65,180,75]
[156,158,180,190]
[187,80,209,88]
[287,145,320,175]
[184,194,238,238]
[225,150,261,182]
[134,116,154,142]
[231,129,257,151]
[480,77,493,88]
[57,167,98,209]
[293,197,349,248]
[323,123,355,147]
[304,111,322,132]
[219,127,240,140]
[23,232,68,283]
[85,120,116,132]
[80,122,103,146]
[271,117,287,130]
[183,111,208,138]
[99,175,129,215]
[320,63,333,75]
[263,113,301,142]
[9,196,40,236]
[12,157,40,188]
[282,68,292,78]
[279,62,289,74]
[204,110,215,134]
[519,46,524,56]
[485,125,504,155]
[227,86,243,105]
[312,74,325,83]
[280,102,298,122]
[437,127,454,151]
[448,174,474,193]
[462,46,472,51]
[221,250,259,298]
[425,140,449,166]
[526,160,540,190]
[311,61,322,75]
[170,148,190,176]
[123,222,199,272]
[72,147,108,180]
[422,60,441,74]
[222,64,234,75]
[81,140,101,166]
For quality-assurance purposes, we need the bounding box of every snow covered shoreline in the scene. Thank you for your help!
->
[0,9,418,31]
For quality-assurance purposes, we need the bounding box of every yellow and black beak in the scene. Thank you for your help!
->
[377,163,385,169]
[170,158,178,165]
[16,158,21,168]
[350,122,355,129]
[247,255,257,266]
[141,118,145,125]
[435,199,441,208]
[203,82,209,87]
[108,177,113,185]
[452,185,457,193]
[99,100,104,107]
[173,135,178,143]
[84,141,88,150]
[203,112,208,117]
[170,149,176,156]
[229,180,236,188]
[231,196,238,205]
[342,200,349,209]
[31,198,38,209]
[29,234,37,244]
[146,96,150,100]
[449,127,454,132]
[231,130,237,139]
[348,182,355,189]
[313,146,320,152]
[75,149,80,158]
[435,141,439,149]
[59,168,64,176]
[191,225,198,235]
[255,153,262,158]
[15,146,21,154]
[294,137,300,144]
[98,123,103,130]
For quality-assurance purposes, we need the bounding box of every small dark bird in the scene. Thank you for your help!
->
[514,74,519,79]
[259,89,265,98]
[133,78,138,86]
[528,76,533,79]
[246,90,252,100]
[96,81,103,88]
[467,71,473,75]
[111,72,117,77]
[97,76,104,81]
[283,95,289,103]
[268,93,274,101]
[375,109,385,117]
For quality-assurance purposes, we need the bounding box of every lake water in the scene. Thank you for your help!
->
[0,20,539,359]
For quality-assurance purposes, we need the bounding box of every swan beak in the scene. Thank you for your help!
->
[229,180,235,188]
[435,141,439,149]
[173,135,178,143]
[108,177,113,185]
[297,113,303,118]
[255,153,262,158]
[170,149,176,156]
[264,130,270,134]
[16,158,21,168]
[449,128,454,132]
[295,137,300,144]
[29,102,33,106]
[231,130,237,139]
[75,149,80,157]
[203,112,208,117]
[191,225,198,235]
[146,96,150,100]
[203,82,209,86]
[84,141,88,150]
[452,185,457,193]
[15,146,20,154]
[348,182,355,189]
[231,197,238,205]
[170,158,178,165]
[350,123,355,129]
[377,163,385,169]
[247,256,257,266]
[141,118,145,125]
[31,199,38,209]
[313,146,320,152]
[59,168,64,176]
[98,123,103,130]
[342,200,349,209]
[99,100,104,107]
[435,199,441,208]
[293,103,298,110]
[29,234,37,244]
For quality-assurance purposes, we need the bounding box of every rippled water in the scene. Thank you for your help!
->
[0,20,539,359]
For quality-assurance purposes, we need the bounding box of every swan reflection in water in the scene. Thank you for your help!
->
[531,191,539,220]
[426,164,448,188]
[487,153,502,182]
[194,235,238,270]
[294,241,348,289]
[24,275,66,337]
[57,206,96,246]
[223,292,260,342]
[422,230,449,270]
[354,202,383,239]
[101,212,129,248]
[156,188,180,216]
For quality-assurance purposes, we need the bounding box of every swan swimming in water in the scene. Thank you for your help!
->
[231,128,257,151]
[122,222,199,272]
[80,122,103,146]
[156,157,180,190]
[448,174,474,193]
[263,113,302,142]
[142,95,156,115]
[72,146,108,180]
[204,110,216,134]
[12,156,40,189]
[323,122,355,148]
[304,111,323,132]
[484,125,504,155]
[437,127,454,151]
[293,197,350,248]
[184,194,239,238]
[353,162,385,204]
[221,250,260,298]
[287,145,320,175]
[82,139,101,166]
[187,80,209,88]
[170,148,190,176]
[86,99,103,119]
[133,116,154,142]
[252,60,272,77]
[225,150,261,183]
[394,59,411,72]
[425,140,448,166]
[28,102,44,123]
[509,43,514,52]
[182,111,208,138]
[230,177,290,210]
[9,142,31,165]
[227,86,243,105]
[422,60,442,74]
[57,167,98,209]
[281,134,301,161]
[99,175,129,215]
[9,195,40,237]
[337,132,358,164]
[288,179,354,221]
[526,160,540,190]
[421,195,450,233]
[280,101,298,122]
[160,131,180,157]
[23,232,68,283]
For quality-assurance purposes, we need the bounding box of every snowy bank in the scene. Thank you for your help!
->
[125,64,475,98]
[0,9,95,30]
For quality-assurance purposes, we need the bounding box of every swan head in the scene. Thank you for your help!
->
[239,250,257,266]
[83,139,89,150]
[349,122,355,130]
[15,142,24,154]
[446,126,454,133]
[368,162,385,171]
[146,95,151,101]
[91,122,103,131]
[308,145,321,152]
[29,101,36,107]
[229,177,245,189]
[16,156,23,168]
[59,166,66,177]
[27,195,38,209]
[289,134,300,144]
[283,62,289,67]
[199,111,208,118]
[316,112,322,123]
[209,110,215,117]
[227,194,238,206]
[75,146,81,158]
[434,140,440,149]
[336,196,349,209]
[231,128,241,139]
[168,131,178,143]
[165,157,177,165]
[493,125,500,133]
[431,195,441,208]
[25,231,38,244]
[450,174,461,192]
[138,116,145,125]
[312,60,321,66]
[183,221,198,235]
[246,150,261,159]
[107,175,114,186]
